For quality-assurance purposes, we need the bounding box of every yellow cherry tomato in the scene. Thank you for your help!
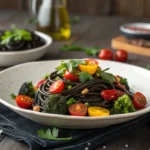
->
[88,106,110,117]
[78,64,98,75]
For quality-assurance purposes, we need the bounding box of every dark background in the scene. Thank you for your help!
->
[1,0,150,17]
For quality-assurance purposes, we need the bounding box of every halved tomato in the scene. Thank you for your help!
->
[85,59,99,65]
[69,103,87,116]
[16,95,33,109]
[133,92,147,109]
[64,70,78,82]
[49,80,64,94]
[36,79,47,88]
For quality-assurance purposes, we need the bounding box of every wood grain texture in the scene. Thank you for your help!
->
[112,0,144,17]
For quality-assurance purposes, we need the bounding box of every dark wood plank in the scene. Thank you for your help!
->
[0,137,28,150]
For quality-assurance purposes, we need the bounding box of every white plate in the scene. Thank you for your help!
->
[0,31,52,67]
[0,60,150,129]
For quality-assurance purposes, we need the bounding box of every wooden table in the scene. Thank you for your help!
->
[0,10,150,150]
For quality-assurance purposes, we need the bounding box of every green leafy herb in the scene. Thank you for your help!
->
[146,65,150,70]
[67,98,76,105]
[56,60,86,75]
[70,16,80,24]
[43,73,50,79]
[84,102,90,107]
[67,85,72,89]
[1,25,32,45]
[37,127,72,141]
[60,44,100,56]
[79,71,93,83]
[97,68,115,84]
[10,93,16,99]
[25,17,38,24]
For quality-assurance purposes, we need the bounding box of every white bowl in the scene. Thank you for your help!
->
[0,31,52,67]
[0,59,150,129]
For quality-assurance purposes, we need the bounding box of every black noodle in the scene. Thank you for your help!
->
[34,71,132,110]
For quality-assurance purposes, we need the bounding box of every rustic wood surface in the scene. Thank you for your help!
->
[0,10,150,150]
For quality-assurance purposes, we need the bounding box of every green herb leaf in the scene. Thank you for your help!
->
[67,98,76,105]
[97,68,115,84]
[79,71,94,83]
[56,60,86,74]
[70,16,80,24]
[146,65,150,70]
[60,44,100,57]
[37,128,72,141]
[10,93,16,99]
[43,73,50,79]
[0,25,32,45]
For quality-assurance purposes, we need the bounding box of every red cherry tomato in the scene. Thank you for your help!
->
[16,95,33,109]
[69,103,87,116]
[64,70,78,82]
[133,92,147,109]
[98,49,113,60]
[115,50,128,62]
[36,79,47,88]
[85,59,99,65]
[49,80,64,94]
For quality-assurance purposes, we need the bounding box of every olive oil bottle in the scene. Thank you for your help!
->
[36,0,71,40]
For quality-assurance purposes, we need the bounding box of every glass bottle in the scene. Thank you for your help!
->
[30,0,71,40]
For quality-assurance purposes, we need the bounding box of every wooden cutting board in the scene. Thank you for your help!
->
[111,36,150,57]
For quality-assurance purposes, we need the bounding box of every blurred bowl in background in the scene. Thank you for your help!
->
[120,23,150,39]
[0,31,52,67]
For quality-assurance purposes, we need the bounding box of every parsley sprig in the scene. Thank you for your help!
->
[56,60,86,74]
[97,68,115,84]
[1,25,32,45]
[79,71,93,82]
[37,127,72,141]
[60,45,100,57]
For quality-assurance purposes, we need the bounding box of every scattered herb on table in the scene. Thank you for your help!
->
[37,127,72,141]
[70,16,80,24]
[60,44,100,57]
[0,25,32,45]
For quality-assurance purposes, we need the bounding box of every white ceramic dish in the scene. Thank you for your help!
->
[0,31,52,67]
[0,59,150,129]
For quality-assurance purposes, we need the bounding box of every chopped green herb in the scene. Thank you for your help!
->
[67,98,76,105]
[37,127,72,141]
[10,93,16,99]
[67,85,72,90]
[1,25,32,45]
[43,73,50,79]
[79,71,93,83]
[120,77,130,90]
[84,102,90,107]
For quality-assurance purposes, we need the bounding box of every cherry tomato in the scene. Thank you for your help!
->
[85,59,99,65]
[49,80,64,94]
[64,70,78,82]
[98,49,113,60]
[16,95,33,109]
[133,92,147,109]
[69,103,87,116]
[36,79,46,88]
[115,50,128,62]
